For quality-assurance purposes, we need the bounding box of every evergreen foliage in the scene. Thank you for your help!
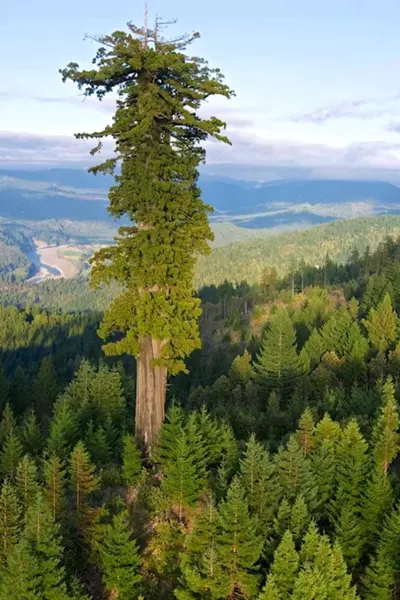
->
[216,477,263,598]
[99,509,142,600]
[0,479,21,567]
[255,307,302,395]
[0,538,40,599]
[15,454,39,509]
[69,441,99,517]
[61,17,233,447]
[239,433,279,533]
[24,493,70,600]
[363,293,398,353]
[43,453,66,520]
[122,434,142,487]
[175,496,222,600]
[268,530,299,597]
[0,430,23,480]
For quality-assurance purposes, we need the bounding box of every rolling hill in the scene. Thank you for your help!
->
[2,168,400,232]
[195,215,400,287]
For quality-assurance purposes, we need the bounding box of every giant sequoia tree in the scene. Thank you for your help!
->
[61,20,233,448]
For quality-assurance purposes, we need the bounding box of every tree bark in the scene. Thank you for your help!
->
[135,336,167,451]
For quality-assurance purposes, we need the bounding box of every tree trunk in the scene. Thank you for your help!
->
[135,336,167,451]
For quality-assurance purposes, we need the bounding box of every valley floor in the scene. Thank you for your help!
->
[27,240,81,283]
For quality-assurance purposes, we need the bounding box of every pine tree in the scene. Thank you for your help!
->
[272,498,292,540]
[69,441,99,517]
[143,519,185,597]
[154,403,184,464]
[228,351,254,386]
[185,411,208,486]
[0,430,23,480]
[362,545,394,600]
[334,420,368,510]
[99,509,142,600]
[301,328,326,369]
[88,364,127,426]
[61,19,233,449]
[274,435,317,509]
[239,433,279,534]
[175,496,223,600]
[68,441,101,561]
[311,437,336,518]
[216,477,262,599]
[258,575,283,600]
[254,307,302,395]
[0,479,21,567]
[24,493,70,600]
[292,532,358,600]
[372,377,400,474]
[84,421,111,467]
[0,538,40,599]
[311,415,340,518]
[15,454,39,510]
[0,402,16,447]
[300,521,321,564]
[195,407,222,465]
[297,408,315,455]
[160,428,201,520]
[122,434,142,487]
[314,413,341,444]
[343,321,369,360]
[62,361,126,431]
[216,422,239,499]
[332,419,368,568]
[268,530,299,598]
[363,293,398,353]
[290,495,310,544]
[327,542,359,600]
[47,398,77,461]
[342,322,369,383]
[43,453,66,521]
[361,273,391,315]
[320,307,353,357]
[363,378,399,549]
[20,409,43,456]
[362,503,400,598]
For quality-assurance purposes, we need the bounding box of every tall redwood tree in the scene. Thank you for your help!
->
[61,20,233,449]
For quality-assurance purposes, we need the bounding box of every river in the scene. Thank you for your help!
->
[26,247,63,284]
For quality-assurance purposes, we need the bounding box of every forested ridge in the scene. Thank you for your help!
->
[0,236,400,598]
[2,215,400,312]
[196,215,400,286]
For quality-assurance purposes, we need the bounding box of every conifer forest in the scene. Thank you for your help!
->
[3,14,400,600]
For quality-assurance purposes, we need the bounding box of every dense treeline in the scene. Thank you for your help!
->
[0,227,34,282]
[4,215,400,304]
[196,215,400,286]
[0,278,119,313]
[1,236,400,597]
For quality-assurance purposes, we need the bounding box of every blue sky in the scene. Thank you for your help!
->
[2,0,400,179]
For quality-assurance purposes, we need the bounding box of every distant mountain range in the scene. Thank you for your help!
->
[1,168,400,230]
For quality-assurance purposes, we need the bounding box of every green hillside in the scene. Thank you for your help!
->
[196,215,400,286]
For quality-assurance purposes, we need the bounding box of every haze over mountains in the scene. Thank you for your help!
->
[2,167,400,231]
